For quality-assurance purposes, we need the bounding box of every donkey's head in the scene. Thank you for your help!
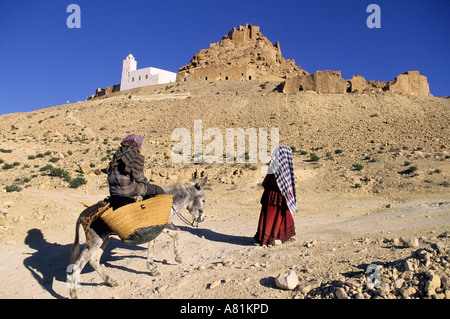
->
[186,177,207,225]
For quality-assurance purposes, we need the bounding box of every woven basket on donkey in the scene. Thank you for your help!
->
[101,194,173,245]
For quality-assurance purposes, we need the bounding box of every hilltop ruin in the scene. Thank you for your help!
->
[176,24,309,82]
[90,24,431,98]
[176,24,431,96]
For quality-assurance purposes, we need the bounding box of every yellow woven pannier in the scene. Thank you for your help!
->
[101,194,173,245]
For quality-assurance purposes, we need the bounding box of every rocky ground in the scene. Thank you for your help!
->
[0,80,448,299]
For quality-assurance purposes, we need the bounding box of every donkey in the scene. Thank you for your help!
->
[67,177,207,299]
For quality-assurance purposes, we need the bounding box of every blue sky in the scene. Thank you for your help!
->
[0,0,449,115]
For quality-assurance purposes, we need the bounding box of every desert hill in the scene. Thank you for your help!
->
[0,79,449,299]
[1,80,448,195]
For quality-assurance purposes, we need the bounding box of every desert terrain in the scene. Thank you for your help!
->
[0,80,449,299]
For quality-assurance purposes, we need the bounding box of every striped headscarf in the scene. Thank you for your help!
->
[268,146,297,213]
[110,134,145,178]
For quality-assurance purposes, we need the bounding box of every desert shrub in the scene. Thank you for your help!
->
[69,177,87,188]
[2,163,14,170]
[5,185,22,192]
[49,157,60,163]
[28,155,36,160]
[0,149,12,153]
[353,163,364,171]
[405,166,418,174]
[48,167,71,182]
[39,164,53,172]
[335,149,343,154]
[310,154,320,162]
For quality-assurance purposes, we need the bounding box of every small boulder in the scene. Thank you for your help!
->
[275,270,298,290]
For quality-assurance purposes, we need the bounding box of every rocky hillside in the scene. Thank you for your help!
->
[0,80,449,196]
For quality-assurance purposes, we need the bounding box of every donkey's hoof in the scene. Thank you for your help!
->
[69,290,78,299]
[150,269,161,276]
[106,278,119,287]
[175,257,183,264]
[147,262,160,276]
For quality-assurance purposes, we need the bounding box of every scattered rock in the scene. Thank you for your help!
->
[208,280,222,289]
[275,270,298,290]
[79,163,92,175]
[425,271,441,295]
[400,286,416,298]
[400,237,420,248]
[335,287,349,299]
[296,280,321,294]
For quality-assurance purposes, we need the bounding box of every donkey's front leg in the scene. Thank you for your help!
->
[162,229,182,264]
[147,239,160,276]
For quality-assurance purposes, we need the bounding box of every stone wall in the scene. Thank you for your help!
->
[283,71,430,96]
[282,70,347,94]
[386,71,430,96]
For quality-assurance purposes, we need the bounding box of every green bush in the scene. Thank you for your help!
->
[310,154,320,162]
[2,163,14,170]
[353,163,364,171]
[39,164,53,172]
[406,166,418,174]
[69,177,87,188]
[49,167,71,182]
[5,185,22,192]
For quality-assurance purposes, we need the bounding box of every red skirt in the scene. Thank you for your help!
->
[254,204,296,246]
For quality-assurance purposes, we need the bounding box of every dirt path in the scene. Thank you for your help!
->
[0,181,448,299]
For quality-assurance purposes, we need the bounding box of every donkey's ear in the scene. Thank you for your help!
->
[195,177,207,190]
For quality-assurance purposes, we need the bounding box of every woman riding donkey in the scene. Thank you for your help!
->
[107,134,165,209]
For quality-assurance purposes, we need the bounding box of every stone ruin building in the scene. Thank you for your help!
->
[281,70,430,95]
[176,24,431,96]
[176,24,309,82]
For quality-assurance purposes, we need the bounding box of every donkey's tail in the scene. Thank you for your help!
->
[70,218,81,264]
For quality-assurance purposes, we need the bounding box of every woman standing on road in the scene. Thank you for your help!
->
[254,146,297,246]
